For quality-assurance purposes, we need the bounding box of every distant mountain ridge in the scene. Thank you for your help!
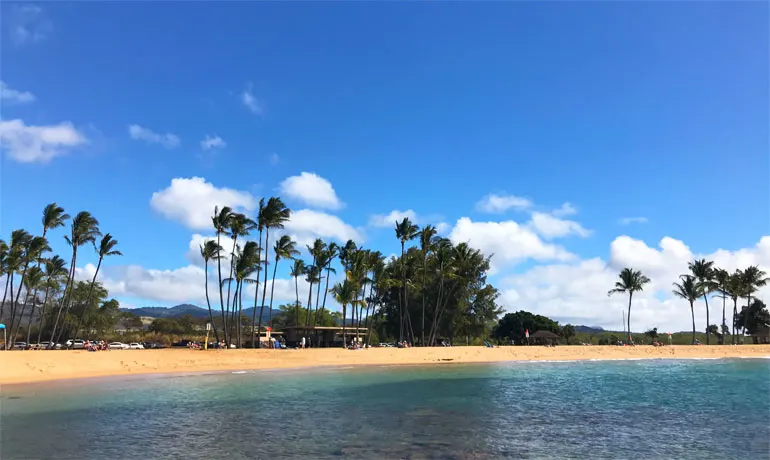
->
[121,304,281,321]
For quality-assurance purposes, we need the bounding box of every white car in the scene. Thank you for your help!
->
[128,342,144,349]
[66,339,86,349]
[108,342,129,350]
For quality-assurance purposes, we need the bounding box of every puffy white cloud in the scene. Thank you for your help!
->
[284,209,363,247]
[528,212,592,239]
[435,222,451,235]
[475,194,532,213]
[0,118,87,163]
[499,235,770,333]
[0,81,35,103]
[279,172,344,210]
[241,84,262,114]
[368,209,418,228]
[200,135,226,151]
[448,217,574,273]
[128,124,179,149]
[551,203,577,218]
[619,216,648,225]
[150,177,258,230]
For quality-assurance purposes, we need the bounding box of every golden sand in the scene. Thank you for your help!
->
[1,345,768,385]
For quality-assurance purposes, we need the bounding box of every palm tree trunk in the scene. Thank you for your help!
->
[51,248,77,345]
[399,241,405,342]
[690,301,696,345]
[36,283,53,344]
[10,261,30,338]
[216,232,228,346]
[732,298,738,344]
[312,271,323,328]
[11,289,32,343]
[268,259,279,328]
[626,292,633,343]
[25,286,41,344]
[703,295,710,345]
[294,275,300,327]
[257,230,271,348]
[238,281,244,348]
[225,236,238,334]
[721,295,726,344]
[250,278,260,348]
[316,266,332,326]
[203,261,220,343]
[1,272,11,320]
[303,278,314,336]
[75,256,103,339]
[421,254,427,346]
[742,294,752,344]
[341,303,347,348]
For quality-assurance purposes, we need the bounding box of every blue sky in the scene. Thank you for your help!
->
[1,2,768,331]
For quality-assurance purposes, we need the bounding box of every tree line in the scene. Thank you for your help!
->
[609,261,768,345]
[0,203,122,348]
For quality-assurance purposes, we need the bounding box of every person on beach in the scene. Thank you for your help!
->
[301,336,306,349]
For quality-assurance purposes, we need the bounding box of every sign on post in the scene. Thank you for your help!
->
[206,323,212,331]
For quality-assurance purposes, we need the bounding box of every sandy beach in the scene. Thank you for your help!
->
[1,345,768,385]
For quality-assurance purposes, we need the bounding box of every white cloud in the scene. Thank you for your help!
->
[284,209,363,247]
[475,194,532,213]
[619,216,649,225]
[368,209,418,228]
[528,212,592,240]
[128,124,180,149]
[0,81,36,103]
[0,118,87,163]
[150,177,258,230]
[499,235,770,333]
[435,222,451,235]
[551,203,577,218]
[186,233,243,267]
[241,85,262,114]
[200,135,226,151]
[448,217,574,273]
[279,172,344,210]
[9,5,50,45]
[269,153,280,165]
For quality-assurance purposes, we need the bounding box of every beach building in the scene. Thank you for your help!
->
[749,324,770,344]
[282,326,369,347]
[530,330,561,346]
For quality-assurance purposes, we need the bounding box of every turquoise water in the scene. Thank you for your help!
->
[2,359,769,459]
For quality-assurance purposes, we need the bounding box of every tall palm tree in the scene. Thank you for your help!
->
[290,259,306,327]
[21,266,44,344]
[689,259,716,344]
[231,241,260,347]
[0,239,9,319]
[257,197,291,347]
[307,238,327,327]
[51,211,101,344]
[225,213,255,327]
[36,255,68,344]
[211,206,233,345]
[1,231,29,324]
[11,236,49,339]
[331,278,357,348]
[608,267,651,342]
[673,274,702,345]
[75,234,122,338]
[726,270,744,343]
[200,240,223,343]
[315,242,338,326]
[269,236,299,327]
[419,225,437,346]
[395,217,419,343]
[303,265,321,335]
[740,266,768,341]
[713,268,730,343]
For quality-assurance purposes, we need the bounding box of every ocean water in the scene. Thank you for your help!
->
[2,359,769,459]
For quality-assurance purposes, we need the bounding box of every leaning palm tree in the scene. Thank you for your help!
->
[608,267,651,342]
[316,242,339,326]
[740,266,768,341]
[419,225,437,345]
[51,211,101,344]
[290,259,306,327]
[257,197,291,347]
[200,240,223,343]
[11,236,49,340]
[689,259,716,344]
[20,266,44,344]
[231,242,260,347]
[74,234,122,338]
[36,255,68,344]
[395,217,419,343]
[331,278,357,348]
[211,206,233,345]
[307,238,327,327]
[268,235,299,327]
[1,230,30,326]
[673,274,702,345]
[225,213,255,328]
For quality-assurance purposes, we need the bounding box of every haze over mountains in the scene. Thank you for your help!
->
[120,304,282,322]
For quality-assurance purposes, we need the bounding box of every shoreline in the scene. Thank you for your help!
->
[1,345,769,386]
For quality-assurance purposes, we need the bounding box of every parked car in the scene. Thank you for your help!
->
[128,342,145,349]
[13,342,28,350]
[108,342,128,350]
[39,341,62,350]
[142,342,165,349]
[65,339,86,349]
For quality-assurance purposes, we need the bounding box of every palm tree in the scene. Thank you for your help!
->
[269,236,299,327]
[673,274,702,344]
[211,206,233,345]
[36,255,68,344]
[689,259,716,344]
[74,234,122,338]
[608,267,651,342]
[51,211,101,344]
[290,259,306,327]
[225,213,255,328]
[303,265,321,335]
[231,241,260,347]
[727,270,744,343]
[1,230,30,326]
[307,238,327,328]
[419,225,437,345]
[315,243,338,326]
[12,236,49,340]
[331,278,357,348]
[257,197,291,347]
[200,240,223,343]
[713,268,730,343]
[740,266,768,341]
[0,239,9,319]
[21,266,44,344]
[395,217,419,343]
